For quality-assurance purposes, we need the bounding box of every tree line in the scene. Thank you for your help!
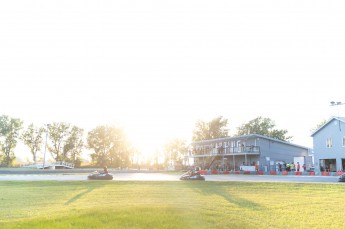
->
[157,116,293,170]
[0,115,133,167]
[0,114,293,168]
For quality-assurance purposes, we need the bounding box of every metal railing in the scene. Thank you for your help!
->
[55,161,75,168]
[193,146,260,156]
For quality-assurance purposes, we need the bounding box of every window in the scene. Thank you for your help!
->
[231,141,234,147]
[237,141,241,152]
[326,138,333,148]
[343,137,345,147]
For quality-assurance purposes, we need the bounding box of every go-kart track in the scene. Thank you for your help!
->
[0,171,341,183]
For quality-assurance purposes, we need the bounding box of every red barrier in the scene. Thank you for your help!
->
[337,172,344,176]
[199,170,207,175]
[256,171,264,175]
[282,171,288,175]
[211,170,218,175]
[270,171,277,175]
[295,172,302,175]
[223,171,230,174]
[244,171,251,175]
[322,172,330,176]
[235,171,241,174]
[308,172,315,176]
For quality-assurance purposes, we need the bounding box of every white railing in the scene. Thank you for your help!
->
[55,161,75,168]
[22,161,75,169]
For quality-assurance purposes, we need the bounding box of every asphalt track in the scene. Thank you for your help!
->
[0,173,341,183]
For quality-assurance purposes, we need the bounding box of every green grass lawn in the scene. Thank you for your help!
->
[0,181,344,228]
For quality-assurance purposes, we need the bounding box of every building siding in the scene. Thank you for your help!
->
[191,134,309,171]
[313,118,345,172]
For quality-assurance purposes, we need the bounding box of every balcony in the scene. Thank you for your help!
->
[192,146,260,157]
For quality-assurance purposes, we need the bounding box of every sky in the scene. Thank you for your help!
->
[1,1,345,161]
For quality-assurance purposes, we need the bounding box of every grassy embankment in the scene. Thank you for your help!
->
[0,181,344,228]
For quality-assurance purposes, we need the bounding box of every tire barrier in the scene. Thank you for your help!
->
[199,170,207,175]
[211,170,218,175]
[200,169,338,176]
[198,170,339,176]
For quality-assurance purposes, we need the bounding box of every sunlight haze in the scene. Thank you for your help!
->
[1,1,345,159]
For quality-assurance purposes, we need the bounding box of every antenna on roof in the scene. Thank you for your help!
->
[330,101,344,131]
[330,101,345,107]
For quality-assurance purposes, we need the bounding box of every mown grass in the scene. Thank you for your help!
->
[0,181,344,228]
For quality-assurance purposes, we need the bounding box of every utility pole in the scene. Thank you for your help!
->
[42,124,50,169]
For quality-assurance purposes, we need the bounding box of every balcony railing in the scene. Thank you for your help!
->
[193,146,260,156]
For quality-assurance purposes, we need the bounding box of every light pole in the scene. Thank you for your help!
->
[42,124,50,170]
[330,102,344,131]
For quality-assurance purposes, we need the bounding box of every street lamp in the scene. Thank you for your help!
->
[42,124,50,170]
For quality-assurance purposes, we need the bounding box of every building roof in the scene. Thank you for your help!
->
[310,117,345,137]
[193,134,309,150]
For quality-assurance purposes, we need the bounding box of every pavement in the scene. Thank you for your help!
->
[0,171,342,183]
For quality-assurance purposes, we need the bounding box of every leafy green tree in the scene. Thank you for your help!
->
[87,125,131,167]
[236,116,292,141]
[63,126,84,167]
[129,147,141,168]
[21,124,45,163]
[47,122,69,161]
[192,116,229,141]
[47,122,84,163]
[311,119,328,133]
[151,149,164,170]
[163,138,188,166]
[0,115,23,166]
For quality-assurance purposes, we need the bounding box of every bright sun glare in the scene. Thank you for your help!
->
[1,1,345,162]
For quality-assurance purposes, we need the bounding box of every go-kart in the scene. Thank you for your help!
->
[87,171,113,180]
[180,171,205,181]
[338,173,345,182]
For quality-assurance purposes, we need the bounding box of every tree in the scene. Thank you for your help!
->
[129,147,141,169]
[236,116,292,141]
[63,126,84,166]
[192,116,229,141]
[0,115,23,166]
[47,122,84,163]
[311,119,328,133]
[87,125,131,167]
[47,122,69,161]
[163,138,188,167]
[21,124,45,163]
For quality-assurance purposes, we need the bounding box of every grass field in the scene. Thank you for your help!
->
[0,180,344,228]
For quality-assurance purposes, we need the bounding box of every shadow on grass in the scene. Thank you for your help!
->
[64,182,106,205]
[185,182,265,211]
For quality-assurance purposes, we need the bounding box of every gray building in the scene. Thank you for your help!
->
[311,117,345,172]
[191,134,310,172]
